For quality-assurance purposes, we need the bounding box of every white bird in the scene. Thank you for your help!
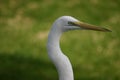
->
[47,16,111,80]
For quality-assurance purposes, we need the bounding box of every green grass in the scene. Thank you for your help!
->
[0,0,120,80]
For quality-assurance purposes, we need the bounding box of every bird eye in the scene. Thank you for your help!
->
[68,21,72,25]
[68,21,74,26]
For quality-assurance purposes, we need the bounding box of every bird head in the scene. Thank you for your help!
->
[53,16,111,32]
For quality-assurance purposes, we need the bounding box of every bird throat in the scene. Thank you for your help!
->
[47,28,74,80]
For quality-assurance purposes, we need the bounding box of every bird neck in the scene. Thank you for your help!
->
[47,27,74,80]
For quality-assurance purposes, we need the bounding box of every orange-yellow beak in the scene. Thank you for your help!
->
[70,21,111,32]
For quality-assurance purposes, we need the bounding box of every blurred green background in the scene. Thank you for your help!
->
[0,0,120,80]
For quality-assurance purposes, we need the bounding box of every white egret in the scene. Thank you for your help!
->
[47,16,111,80]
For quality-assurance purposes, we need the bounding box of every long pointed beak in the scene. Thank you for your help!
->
[70,22,111,32]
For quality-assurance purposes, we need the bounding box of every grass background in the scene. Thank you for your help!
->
[0,0,120,80]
